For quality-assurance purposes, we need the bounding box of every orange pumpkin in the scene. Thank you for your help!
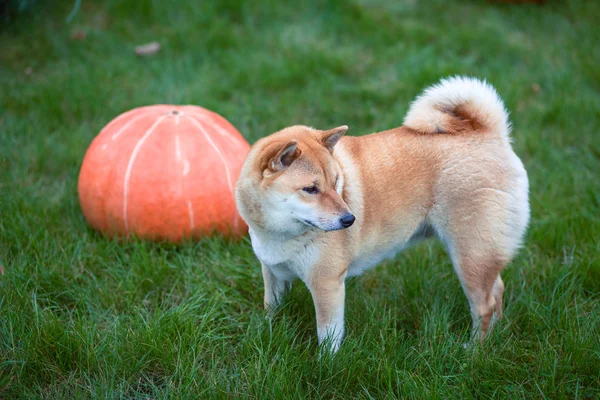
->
[78,105,250,242]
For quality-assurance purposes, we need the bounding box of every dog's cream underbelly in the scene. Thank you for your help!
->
[348,239,412,277]
[347,221,433,277]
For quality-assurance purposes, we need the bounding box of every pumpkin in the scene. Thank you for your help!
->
[78,105,250,242]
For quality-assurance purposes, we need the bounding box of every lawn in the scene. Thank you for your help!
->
[1,0,599,398]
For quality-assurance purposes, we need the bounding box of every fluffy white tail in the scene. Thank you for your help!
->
[403,76,511,138]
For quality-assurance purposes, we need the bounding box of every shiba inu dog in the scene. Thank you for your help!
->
[235,76,530,353]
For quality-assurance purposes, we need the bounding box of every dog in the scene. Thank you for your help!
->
[235,76,530,353]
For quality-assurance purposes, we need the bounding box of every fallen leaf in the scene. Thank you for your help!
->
[135,42,161,56]
[531,83,541,93]
[0,265,4,275]
[71,30,87,40]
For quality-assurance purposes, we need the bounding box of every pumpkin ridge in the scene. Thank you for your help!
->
[186,115,234,194]
[122,116,167,232]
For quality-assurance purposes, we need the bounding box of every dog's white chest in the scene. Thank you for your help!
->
[249,229,318,282]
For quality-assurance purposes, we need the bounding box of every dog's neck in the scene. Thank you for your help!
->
[248,223,317,243]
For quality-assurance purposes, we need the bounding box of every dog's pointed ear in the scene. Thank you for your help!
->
[270,141,301,171]
[321,125,348,151]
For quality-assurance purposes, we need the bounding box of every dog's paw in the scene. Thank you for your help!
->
[317,337,342,359]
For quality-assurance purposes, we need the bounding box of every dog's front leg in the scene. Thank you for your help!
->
[262,263,289,311]
[308,272,346,354]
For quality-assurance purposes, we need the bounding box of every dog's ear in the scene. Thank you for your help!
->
[321,125,348,151]
[270,141,301,171]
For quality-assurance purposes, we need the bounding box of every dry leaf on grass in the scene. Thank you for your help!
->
[135,42,161,56]
[71,30,87,40]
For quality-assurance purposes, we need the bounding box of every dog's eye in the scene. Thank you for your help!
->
[302,185,319,194]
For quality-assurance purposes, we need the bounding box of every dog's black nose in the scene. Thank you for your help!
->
[340,213,355,228]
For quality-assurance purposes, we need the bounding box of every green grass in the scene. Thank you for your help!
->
[1,0,599,398]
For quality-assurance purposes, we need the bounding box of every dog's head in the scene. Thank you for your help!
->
[236,125,355,236]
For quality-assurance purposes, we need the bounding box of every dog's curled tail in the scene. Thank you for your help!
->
[403,76,511,138]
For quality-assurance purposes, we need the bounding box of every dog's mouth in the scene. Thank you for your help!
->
[302,219,345,232]
[303,220,319,228]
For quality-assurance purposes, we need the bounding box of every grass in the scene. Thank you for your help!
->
[1,0,599,398]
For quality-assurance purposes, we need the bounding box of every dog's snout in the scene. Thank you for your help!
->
[340,213,355,228]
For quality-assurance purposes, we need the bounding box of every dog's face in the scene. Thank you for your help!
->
[243,125,355,235]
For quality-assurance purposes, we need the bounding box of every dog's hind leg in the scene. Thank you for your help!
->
[433,198,523,342]
[448,248,506,341]
[492,275,504,321]
[432,153,529,341]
